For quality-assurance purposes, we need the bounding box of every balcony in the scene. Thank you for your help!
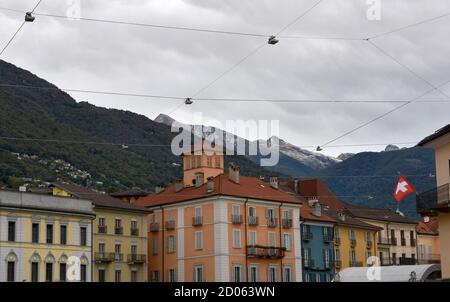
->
[417,254,441,265]
[94,252,115,263]
[302,232,313,241]
[165,220,176,230]
[232,215,243,225]
[417,183,450,215]
[127,254,146,264]
[378,237,391,245]
[248,216,258,226]
[303,258,315,268]
[334,237,341,245]
[131,228,139,236]
[366,241,373,249]
[267,218,277,228]
[391,237,398,246]
[282,218,293,229]
[115,227,123,235]
[350,238,357,247]
[323,234,333,243]
[335,260,342,268]
[246,245,285,259]
[98,225,107,234]
[150,223,159,232]
[349,261,363,267]
[410,238,416,247]
[192,216,203,227]
[114,253,124,262]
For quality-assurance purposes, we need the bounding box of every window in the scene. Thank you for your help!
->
[349,229,356,240]
[195,155,201,168]
[60,263,67,282]
[232,204,240,216]
[249,265,259,282]
[283,266,292,282]
[32,223,39,243]
[323,226,330,237]
[31,262,39,282]
[215,157,221,168]
[268,232,276,247]
[365,231,371,242]
[304,273,310,282]
[168,235,176,253]
[268,266,277,282]
[168,210,175,222]
[267,208,276,220]
[80,227,87,246]
[335,249,341,261]
[169,269,176,282]
[115,270,122,282]
[194,265,204,282]
[98,269,106,282]
[325,274,331,282]
[152,271,160,282]
[131,244,137,255]
[60,225,67,245]
[99,242,105,253]
[7,262,15,282]
[207,156,212,167]
[233,229,241,248]
[248,206,256,217]
[283,233,291,251]
[99,217,105,226]
[283,210,291,220]
[335,228,340,240]
[115,243,122,260]
[303,247,310,261]
[195,207,202,218]
[115,218,123,234]
[232,265,243,282]
[195,231,203,250]
[46,224,53,244]
[152,236,159,255]
[392,253,397,264]
[350,250,356,264]
[131,270,138,282]
[80,264,87,282]
[324,249,331,266]
[45,263,53,282]
[131,220,138,231]
[8,221,16,242]
[249,231,257,245]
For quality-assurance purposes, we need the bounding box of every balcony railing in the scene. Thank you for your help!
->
[94,252,115,263]
[410,238,416,247]
[232,215,243,225]
[335,260,342,268]
[391,237,397,246]
[115,227,123,235]
[417,183,450,215]
[334,237,341,245]
[378,237,391,245]
[323,234,333,243]
[165,220,176,230]
[150,223,159,232]
[302,232,313,241]
[127,254,146,264]
[282,218,293,229]
[248,216,258,226]
[417,254,441,264]
[267,218,277,228]
[349,261,363,267]
[303,258,315,268]
[350,238,357,247]
[131,228,139,236]
[192,216,203,226]
[246,245,285,259]
[98,225,107,234]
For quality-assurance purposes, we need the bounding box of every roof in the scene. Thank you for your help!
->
[324,208,383,231]
[345,207,418,224]
[418,124,450,146]
[110,189,150,198]
[335,264,441,282]
[135,174,303,207]
[417,217,439,235]
[50,183,149,213]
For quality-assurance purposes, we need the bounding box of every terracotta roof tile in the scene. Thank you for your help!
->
[416,217,439,235]
[345,207,418,224]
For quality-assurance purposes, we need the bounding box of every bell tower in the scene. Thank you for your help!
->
[182,143,224,187]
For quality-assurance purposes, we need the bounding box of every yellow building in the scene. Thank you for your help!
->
[324,209,380,272]
[417,124,450,278]
[0,190,95,282]
[50,183,149,282]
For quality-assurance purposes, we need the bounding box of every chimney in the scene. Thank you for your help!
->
[269,176,278,189]
[228,163,240,184]
[308,198,319,207]
[175,180,183,193]
[294,179,299,194]
[195,172,204,188]
[155,184,165,194]
[206,177,215,193]
[313,202,322,217]
[338,211,346,222]
[424,216,430,223]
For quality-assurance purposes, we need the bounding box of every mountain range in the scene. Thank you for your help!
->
[0,60,436,218]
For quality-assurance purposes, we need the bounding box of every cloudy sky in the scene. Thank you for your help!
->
[1,0,450,157]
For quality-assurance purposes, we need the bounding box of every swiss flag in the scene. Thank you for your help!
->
[393,175,416,202]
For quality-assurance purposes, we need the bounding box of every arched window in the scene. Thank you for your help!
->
[5,251,17,282]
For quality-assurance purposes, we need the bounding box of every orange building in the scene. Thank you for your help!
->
[136,148,304,282]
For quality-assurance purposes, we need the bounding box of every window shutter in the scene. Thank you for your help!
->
[265,208,269,219]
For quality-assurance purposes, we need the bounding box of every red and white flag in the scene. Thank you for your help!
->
[393,175,416,202]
